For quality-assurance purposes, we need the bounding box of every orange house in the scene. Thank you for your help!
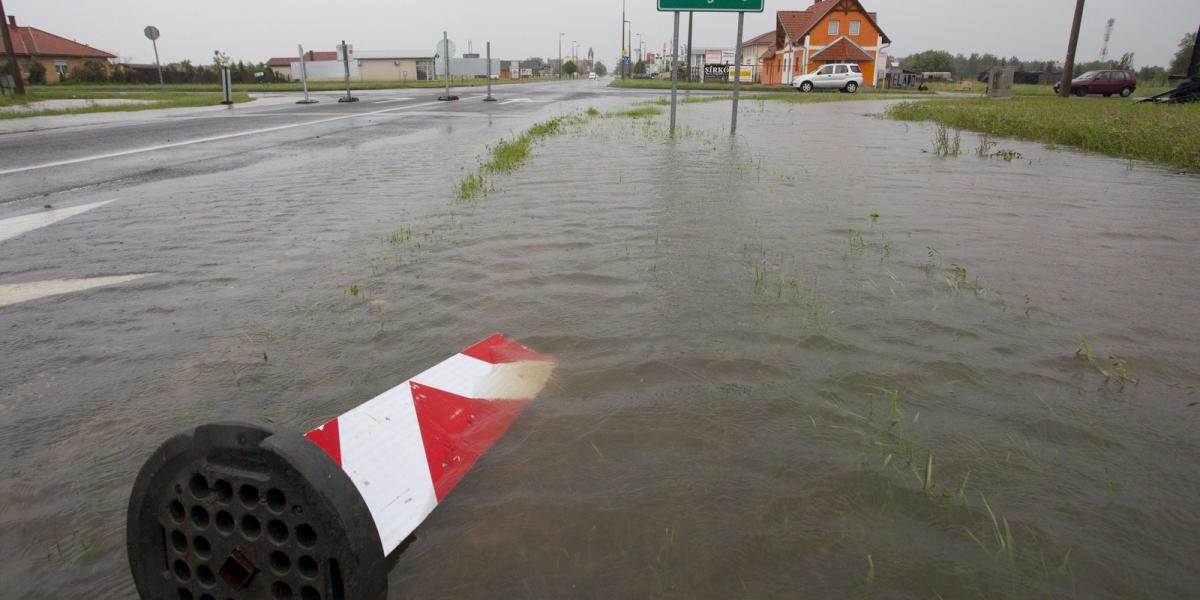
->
[758,0,891,86]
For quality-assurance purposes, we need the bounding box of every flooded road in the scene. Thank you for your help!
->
[2,93,1198,598]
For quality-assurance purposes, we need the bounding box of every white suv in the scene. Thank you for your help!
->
[792,63,864,93]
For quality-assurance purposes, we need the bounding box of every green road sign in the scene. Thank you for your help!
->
[657,0,764,12]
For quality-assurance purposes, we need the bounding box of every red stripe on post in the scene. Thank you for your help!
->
[305,418,343,467]
[461,333,553,365]
[410,381,528,502]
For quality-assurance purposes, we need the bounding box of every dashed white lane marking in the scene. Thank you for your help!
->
[499,98,533,105]
[373,97,416,104]
[0,199,116,243]
[0,99,450,176]
[0,273,157,308]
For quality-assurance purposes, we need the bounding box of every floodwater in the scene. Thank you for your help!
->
[2,97,1199,598]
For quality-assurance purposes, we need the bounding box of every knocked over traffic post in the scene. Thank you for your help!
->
[143,26,164,93]
[656,0,765,136]
[337,40,358,103]
[127,334,556,600]
[296,44,318,105]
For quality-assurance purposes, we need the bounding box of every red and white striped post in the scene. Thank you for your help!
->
[127,334,555,600]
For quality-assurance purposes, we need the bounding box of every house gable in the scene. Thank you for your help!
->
[775,0,889,50]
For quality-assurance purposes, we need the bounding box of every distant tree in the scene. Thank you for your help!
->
[902,50,955,73]
[27,58,46,84]
[1137,65,1169,85]
[562,60,578,77]
[594,60,607,76]
[634,59,647,75]
[1169,31,1197,76]
[212,50,232,70]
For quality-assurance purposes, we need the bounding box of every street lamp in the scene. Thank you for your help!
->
[558,32,564,79]
[636,33,643,63]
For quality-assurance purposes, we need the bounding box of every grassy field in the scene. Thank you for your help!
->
[0,87,254,119]
[610,78,929,95]
[886,96,1200,172]
[31,77,559,94]
[916,81,1174,98]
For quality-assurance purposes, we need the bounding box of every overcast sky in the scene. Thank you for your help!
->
[8,0,1198,69]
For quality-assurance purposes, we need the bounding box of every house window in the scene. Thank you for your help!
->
[850,20,861,36]
[828,20,840,36]
[54,60,68,77]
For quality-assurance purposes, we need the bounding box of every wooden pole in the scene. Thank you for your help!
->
[0,0,26,95]
[1058,0,1085,98]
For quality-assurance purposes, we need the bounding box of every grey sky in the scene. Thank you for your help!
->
[9,0,1198,69]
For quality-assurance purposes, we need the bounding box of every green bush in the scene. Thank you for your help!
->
[68,60,109,83]
[27,59,47,84]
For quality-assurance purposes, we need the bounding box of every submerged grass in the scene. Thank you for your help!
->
[887,97,1200,172]
[605,105,664,118]
[457,111,596,200]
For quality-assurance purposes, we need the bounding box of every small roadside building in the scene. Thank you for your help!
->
[739,31,775,83]
[265,57,292,80]
[3,15,115,82]
[355,50,437,82]
[758,0,891,87]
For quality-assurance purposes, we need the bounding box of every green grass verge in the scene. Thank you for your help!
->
[917,81,1174,98]
[886,97,1200,172]
[609,78,930,95]
[28,77,558,94]
[0,90,254,119]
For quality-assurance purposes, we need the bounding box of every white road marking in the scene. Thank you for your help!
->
[0,199,116,243]
[373,97,415,104]
[0,99,450,176]
[0,273,156,308]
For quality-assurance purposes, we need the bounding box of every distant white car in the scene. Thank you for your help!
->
[588,72,598,80]
[793,63,864,93]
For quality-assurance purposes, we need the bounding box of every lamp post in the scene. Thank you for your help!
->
[636,33,643,63]
[558,32,564,79]
[623,20,631,78]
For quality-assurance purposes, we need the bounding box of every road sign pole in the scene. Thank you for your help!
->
[444,31,451,97]
[731,11,744,135]
[669,11,680,136]
[338,40,358,103]
[484,41,496,101]
[296,44,317,104]
[151,39,164,93]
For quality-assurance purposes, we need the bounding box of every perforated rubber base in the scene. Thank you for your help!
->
[127,422,387,600]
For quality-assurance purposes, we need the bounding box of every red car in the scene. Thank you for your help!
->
[1054,69,1138,97]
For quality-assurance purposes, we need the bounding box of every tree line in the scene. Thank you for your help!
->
[901,31,1196,86]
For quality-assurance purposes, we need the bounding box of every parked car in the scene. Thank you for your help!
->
[588,71,598,80]
[1053,70,1137,97]
[792,63,864,93]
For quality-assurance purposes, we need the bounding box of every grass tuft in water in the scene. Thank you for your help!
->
[932,123,963,156]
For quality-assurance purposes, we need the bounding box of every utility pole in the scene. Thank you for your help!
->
[1059,0,1086,98]
[0,0,26,95]
[558,32,564,79]
[624,0,633,79]
[685,12,694,82]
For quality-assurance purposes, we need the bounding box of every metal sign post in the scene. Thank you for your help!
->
[337,40,358,103]
[656,0,764,136]
[143,26,164,93]
[220,67,233,105]
[484,41,497,101]
[669,11,680,135]
[296,44,317,104]
[437,32,458,101]
[730,12,745,135]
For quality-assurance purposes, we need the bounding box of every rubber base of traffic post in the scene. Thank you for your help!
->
[296,99,319,105]
[337,97,359,103]
[437,95,460,101]
[127,422,387,600]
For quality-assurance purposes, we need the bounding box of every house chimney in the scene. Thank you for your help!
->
[8,16,16,27]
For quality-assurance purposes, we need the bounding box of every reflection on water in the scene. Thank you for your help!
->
[2,98,1198,598]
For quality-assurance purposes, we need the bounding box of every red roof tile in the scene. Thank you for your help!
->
[304,51,338,62]
[266,57,293,67]
[777,0,890,46]
[5,20,115,59]
[810,37,874,62]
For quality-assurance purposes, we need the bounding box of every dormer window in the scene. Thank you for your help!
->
[828,20,840,36]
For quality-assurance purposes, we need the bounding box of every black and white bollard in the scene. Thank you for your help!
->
[126,334,555,599]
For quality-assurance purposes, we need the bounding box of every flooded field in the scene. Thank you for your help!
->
[2,97,1199,598]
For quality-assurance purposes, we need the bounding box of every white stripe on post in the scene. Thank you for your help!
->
[305,333,555,554]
